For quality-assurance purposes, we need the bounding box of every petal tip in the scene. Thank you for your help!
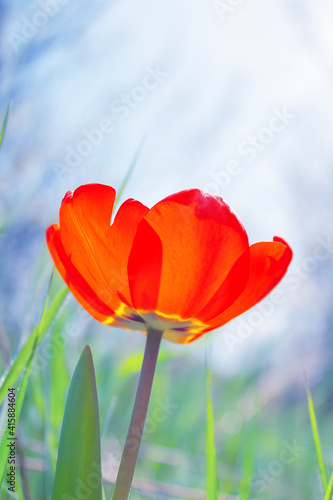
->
[46,223,59,242]
[62,184,117,205]
[273,235,293,261]
[62,190,73,204]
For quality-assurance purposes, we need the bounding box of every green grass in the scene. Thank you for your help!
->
[324,472,333,500]
[1,297,332,499]
[0,284,68,406]
[0,275,67,490]
[238,403,258,500]
[206,346,218,499]
[306,376,328,492]
[0,103,10,149]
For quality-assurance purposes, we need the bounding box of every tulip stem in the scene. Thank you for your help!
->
[112,327,164,500]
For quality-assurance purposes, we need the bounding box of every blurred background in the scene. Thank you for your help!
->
[0,0,333,498]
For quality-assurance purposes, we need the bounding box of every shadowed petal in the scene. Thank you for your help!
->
[197,248,251,321]
[128,219,163,311]
[140,189,249,319]
[107,199,149,303]
[202,237,292,331]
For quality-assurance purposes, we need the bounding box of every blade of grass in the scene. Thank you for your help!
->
[51,346,102,500]
[101,395,117,442]
[0,285,68,405]
[239,398,259,500]
[206,345,218,500]
[16,433,32,500]
[0,103,10,149]
[305,378,328,492]
[50,322,70,470]
[43,335,55,500]
[119,350,172,379]
[239,433,255,499]
[30,371,45,421]
[114,134,146,208]
[324,471,333,500]
[0,337,36,490]
[13,471,26,500]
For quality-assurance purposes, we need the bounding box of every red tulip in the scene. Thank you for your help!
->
[46,184,292,343]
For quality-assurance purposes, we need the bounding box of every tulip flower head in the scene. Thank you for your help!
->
[46,184,292,343]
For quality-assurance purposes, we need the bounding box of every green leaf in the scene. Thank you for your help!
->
[324,471,333,500]
[51,346,102,500]
[306,381,328,492]
[0,103,10,149]
[206,349,218,500]
[0,285,68,406]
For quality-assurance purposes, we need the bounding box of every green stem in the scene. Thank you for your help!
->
[112,327,164,500]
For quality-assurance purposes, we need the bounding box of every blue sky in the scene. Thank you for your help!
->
[1,0,333,373]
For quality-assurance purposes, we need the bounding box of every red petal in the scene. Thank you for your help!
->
[197,248,251,321]
[128,219,163,311]
[202,237,292,330]
[106,198,149,304]
[134,189,249,318]
[48,184,148,317]
[59,184,119,304]
[46,224,116,322]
